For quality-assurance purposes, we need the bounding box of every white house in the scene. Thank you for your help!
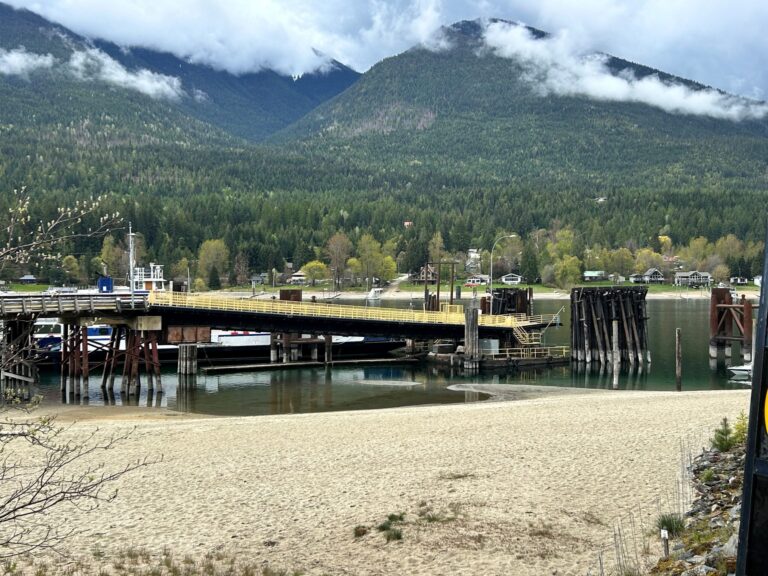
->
[730,276,749,286]
[501,273,523,285]
[642,268,665,284]
[583,270,607,282]
[674,271,712,287]
[464,274,489,286]
[289,271,307,285]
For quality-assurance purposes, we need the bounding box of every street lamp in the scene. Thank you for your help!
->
[489,234,518,316]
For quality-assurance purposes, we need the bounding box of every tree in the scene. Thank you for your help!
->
[520,241,539,283]
[197,239,229,287]
[0,189,153,558]
[0,187,118,275]
[0,410,153,558]
[233,251,250,286]
[554,255,582,288]
[98,234,124,278]
[428,231,444,264]
[61,255,80,283]
[301,260,329,286]
[208,265,221,290]
[357,234,384,289]
[326,232,352,289]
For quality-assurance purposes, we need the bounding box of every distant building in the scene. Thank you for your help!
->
[415,264,437,285]
[289,271,307,285]
[608,273,626,284]
[629,274,644,284]
[674,271,712,287]
[642,268,665,284]
[465,249,482,273]
[501,273,523,285]
[755,275,762,288]
[464,274,489,286]
[18,274,36,284]
[583,270,607,282]
[730,276,749,286]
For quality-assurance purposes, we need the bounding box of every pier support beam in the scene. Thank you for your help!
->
[463,306,479,373]
[178,343,198,375]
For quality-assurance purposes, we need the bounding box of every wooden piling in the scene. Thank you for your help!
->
[178,343,198,375]
[675,328,682,392]
[571,287,649,369]
[463,306,479,372]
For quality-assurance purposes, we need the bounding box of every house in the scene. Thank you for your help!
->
[755,275,762,288]
[608,273,626,284]
[629,273,644,284]
[464,274,489,287]
[18,274,36,284]
[730,276,749,286]
[289,271,307,285]
[415,264,437,285]
[674,271,712,287]
[583,270,607,282]
[465,249,482,273]
[501,273,523,285]
[642,268,665,284]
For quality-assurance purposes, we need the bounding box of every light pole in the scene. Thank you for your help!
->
[489,234,517,316]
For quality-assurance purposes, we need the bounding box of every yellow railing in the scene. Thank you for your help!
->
[148,292,557,329]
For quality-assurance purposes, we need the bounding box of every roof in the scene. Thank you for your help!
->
[583,270,606,277]
[19,274,36,280]
[643,268,663,276]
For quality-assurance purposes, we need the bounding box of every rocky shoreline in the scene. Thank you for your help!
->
[651,444,744,575]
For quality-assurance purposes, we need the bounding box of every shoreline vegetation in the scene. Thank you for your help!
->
[11,389,750,576]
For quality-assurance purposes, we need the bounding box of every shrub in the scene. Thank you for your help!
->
[656,513,685,537]
[385,528,403,542]
[353,525,369,538]
[711,417,737,452]
[701,468,715,483]
[734,410,749,445]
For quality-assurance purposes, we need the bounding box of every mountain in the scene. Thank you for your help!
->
[1,11,767,279]
[0,2,359,142]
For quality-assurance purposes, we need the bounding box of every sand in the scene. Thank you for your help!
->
[10,388,750,575]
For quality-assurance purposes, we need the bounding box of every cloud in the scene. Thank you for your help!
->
[0,47,55,77]
[484,21,768,121]
[4,0,768,100]
[68,48,184,100]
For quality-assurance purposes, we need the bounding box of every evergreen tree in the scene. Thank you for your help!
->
[208,265,221,290]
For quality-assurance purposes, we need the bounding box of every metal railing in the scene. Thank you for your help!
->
[0,293,147,317]
[149,292,558,329]
[490,345,570,360]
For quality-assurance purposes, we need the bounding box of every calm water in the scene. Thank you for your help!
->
[36,298,748,415]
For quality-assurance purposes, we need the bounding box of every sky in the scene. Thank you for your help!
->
[3,0,767,102]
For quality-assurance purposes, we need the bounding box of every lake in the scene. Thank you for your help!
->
[36,298,749,415]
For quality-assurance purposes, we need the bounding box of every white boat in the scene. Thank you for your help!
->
[366,287,383,301]
[728,363,752,380]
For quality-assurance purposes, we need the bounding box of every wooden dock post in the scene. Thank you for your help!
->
[612,319,620,389]
[178,343,198,375]
[744,299,754,362]
[324,335,332,364]
[270,333,278,363]
[675,328,682,391]
[464,306,479,372]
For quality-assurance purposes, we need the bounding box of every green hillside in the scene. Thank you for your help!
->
[1,12,767,284]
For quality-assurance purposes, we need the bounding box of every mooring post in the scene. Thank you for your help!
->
[177,343,198,375]
[324,335,332,364]
[675,328,682,391]
[269,333,278,363]
[744,299,754,362]
[612,319,620,389]
[463,306,479,372]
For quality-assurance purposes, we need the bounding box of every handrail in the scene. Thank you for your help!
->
[490,346,570,360]
[149,292,558,328]
[0,293,148,317]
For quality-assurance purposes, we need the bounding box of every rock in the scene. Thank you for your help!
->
[722,532,739,557]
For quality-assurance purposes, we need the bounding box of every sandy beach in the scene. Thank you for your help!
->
[11,388,750,575]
